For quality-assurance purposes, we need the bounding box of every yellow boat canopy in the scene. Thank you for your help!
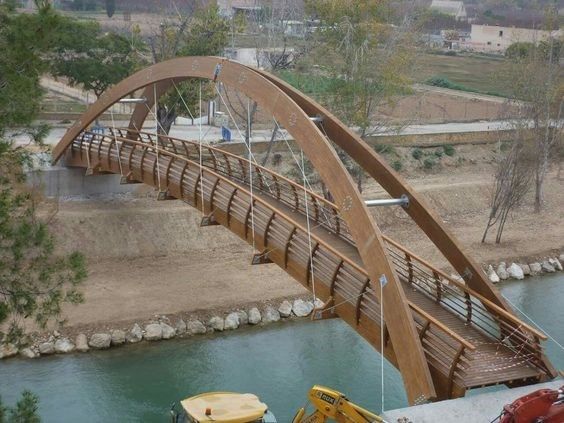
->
[181,392,268,423]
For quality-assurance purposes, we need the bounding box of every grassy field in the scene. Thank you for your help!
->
[415,53,511,97]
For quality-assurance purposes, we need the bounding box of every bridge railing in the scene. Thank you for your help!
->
[104,130,548,368]
[71,130,478,386]
[383,236,550,376]
[114,128,354,244]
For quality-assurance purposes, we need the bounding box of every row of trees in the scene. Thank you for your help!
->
[482,21,562,243]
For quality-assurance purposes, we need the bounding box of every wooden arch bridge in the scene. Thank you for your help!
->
[52,57,556,405]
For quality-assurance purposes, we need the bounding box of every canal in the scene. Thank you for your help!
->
[0,274,562,422]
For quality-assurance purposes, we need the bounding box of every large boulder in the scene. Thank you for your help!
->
[529,262,542,275]
[487,265,499,283]
[236,310,248,326]
[497,262,509,280]
[224,313,240,330]
[55,338,75,354]
[507,263,524,280]
[0,343,18,359]
[248,308,261,325]
[549,258,563,271]
[186,320,206,335]
[160,323,176,339]
[144,324,163,341]
[89,333,111,349]
[292,299,314,317]
[541,261,556,273]
[519,264,531,276]
[19,347,37,359]
[208,316,224,332]
[75,334,89,352]
[278,300,293,318]
[175,319,187,335]
[126,324,143,343]
[110,330,126,346]
[263,306,281,323]
[38,342,55,355]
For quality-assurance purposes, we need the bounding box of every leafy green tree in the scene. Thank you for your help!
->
[150,6,229,134]
[0,4,87,345]
[303,0,418,191]
[50,21,145,98]
[0,391,40,423]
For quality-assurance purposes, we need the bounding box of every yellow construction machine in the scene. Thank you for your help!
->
[171,385,384,422]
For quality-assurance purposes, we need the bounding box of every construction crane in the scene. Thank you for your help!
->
[292,385,384,423]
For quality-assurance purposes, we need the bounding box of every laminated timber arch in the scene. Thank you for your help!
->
[52,57,556,403]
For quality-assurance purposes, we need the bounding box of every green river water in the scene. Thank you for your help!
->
[0,274,562,422]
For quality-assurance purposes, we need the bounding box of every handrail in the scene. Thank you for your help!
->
[383,236,547,340]
[73,132,476,355]
[126,129,547,342]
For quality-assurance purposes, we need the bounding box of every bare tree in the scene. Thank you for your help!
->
[482,134,533,244]
[502,8,563,212]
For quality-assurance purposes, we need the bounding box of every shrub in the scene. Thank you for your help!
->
[375,143,394,154]
[443,144,455,156]
[391,160,403,171]
[411,148,423,160]
[423,158,436,169]
[272,153,282,166]
[434,149,443,158]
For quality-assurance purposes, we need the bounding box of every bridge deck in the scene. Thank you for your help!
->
[65,130,552,399]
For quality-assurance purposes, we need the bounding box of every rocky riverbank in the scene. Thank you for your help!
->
[484,253,564,283]
[0,297,322,360]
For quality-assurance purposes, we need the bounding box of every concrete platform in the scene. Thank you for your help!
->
[382,379,562,423]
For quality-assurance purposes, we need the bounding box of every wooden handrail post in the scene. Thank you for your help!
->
[465,291,472,324]
[447,345,466,399]
[406,253,414,285]
[433,271,442,303]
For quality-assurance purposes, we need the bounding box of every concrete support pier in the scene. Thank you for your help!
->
[382,379,562,423]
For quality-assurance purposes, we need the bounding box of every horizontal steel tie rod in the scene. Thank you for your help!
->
[365,194,409,208]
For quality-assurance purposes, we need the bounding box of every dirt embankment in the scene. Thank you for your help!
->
[49,144,563,330]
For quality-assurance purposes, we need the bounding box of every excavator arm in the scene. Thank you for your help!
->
[292,386,384,423]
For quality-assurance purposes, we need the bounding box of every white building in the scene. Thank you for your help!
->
[217,0,262,18]
[430,0,467,22]
[466,24,561,53]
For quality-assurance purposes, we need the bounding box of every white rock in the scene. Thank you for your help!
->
[549,258,562,271]
[144,324,163,341]
[263,306,281,323]
[529,262,542,275]
[314,298,325,309]
[38,342,55,355]
[160,323,176,339]
[186,320,207,335]
[278,300,293,318]
[126,324,143,343]
[224,313,240,330]
[248,308,261,325]
[175,319,187,335]
[519,264,531,276]
[541,261,556,273]
[208,316,224,332]
[19,347,37,359]
[0,343,18,359]
[497,262,509,280]
[292,299,314,317]
[55,338,75,353]
[236,310,248,325]
[75,334,89,352]
[507,263,524,280]
[487,265,500,283]
[89,333,111,349]
[109,330,125,345]
[53,330,61,338]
